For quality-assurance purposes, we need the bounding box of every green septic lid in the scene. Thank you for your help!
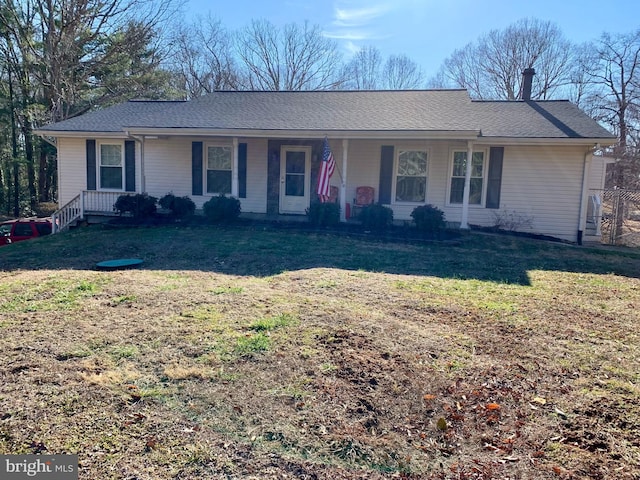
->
[96,258,144,271]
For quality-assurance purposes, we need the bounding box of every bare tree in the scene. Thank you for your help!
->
[433,18,574,100]
[382,54,423,89]
[170,15,240,98]
[582,31,640,155]
[0,0,178,210]
[235,19,343,91]
[342,45,382,90]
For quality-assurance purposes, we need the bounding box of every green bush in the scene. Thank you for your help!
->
[158,193,196,218]
[306,202,340,227]
[113,193,157,218]
[358,203,393,231]
[411,204,446,232]
[202,195,241,223]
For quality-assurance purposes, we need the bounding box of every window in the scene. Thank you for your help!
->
[450,151,484,204]
[395,150,428,202]
[99,143,123,190]
[13,223,34,237]
[207,145,232,194]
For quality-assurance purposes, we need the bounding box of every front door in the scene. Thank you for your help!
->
[279,145,311,214]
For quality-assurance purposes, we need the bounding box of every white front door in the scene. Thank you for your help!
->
[279,145,311,214]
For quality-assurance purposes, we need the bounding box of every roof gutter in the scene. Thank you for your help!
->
[35,130,130,139]
[117,127,484,141]
[473,137,617,146]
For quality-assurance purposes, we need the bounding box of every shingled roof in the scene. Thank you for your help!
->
[37,90,615,141]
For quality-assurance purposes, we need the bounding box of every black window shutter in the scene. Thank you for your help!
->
[192,141,203,196]
[486,147,504,209]
[124,140,136,192]
[238,143,247,198]
[86,139,96,190]
[378,145,394,204]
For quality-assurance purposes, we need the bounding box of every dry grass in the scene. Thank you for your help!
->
[1,224,639,479]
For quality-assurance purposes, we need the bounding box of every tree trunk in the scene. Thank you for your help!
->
[39,144,47,202]
[8,68,20,217]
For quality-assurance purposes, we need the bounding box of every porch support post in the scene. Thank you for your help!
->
[140,137,146,193]
[140,135,147,193]
[340,138,348,222]
[232,137,239,198]
[460,140,474,229]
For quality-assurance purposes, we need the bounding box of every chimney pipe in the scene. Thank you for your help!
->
[521,68,535,101]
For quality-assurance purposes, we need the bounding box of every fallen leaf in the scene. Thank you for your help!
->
[554,408,568,419]
[487,403,501,410]
[423,394,436,401]
[533,396,547,405]
[436,417,447,431]
[502,456,519,462]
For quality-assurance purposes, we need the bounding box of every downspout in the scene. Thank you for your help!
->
[577,146,595,245]
[127,133,146,193]
[340,139,348,222]
[460,140,474,229]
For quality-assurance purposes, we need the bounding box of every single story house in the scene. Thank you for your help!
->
[37,77,616,243]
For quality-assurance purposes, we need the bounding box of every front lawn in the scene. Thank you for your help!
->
[1,224,639,479]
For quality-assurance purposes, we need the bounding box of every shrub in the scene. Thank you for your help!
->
[202,195,241,223]
[491,209,534,231]
[358,203,393,231]
[411,204,446,232]
[113,193,157,218]
[306,202,340,227]
[158,193,196,218]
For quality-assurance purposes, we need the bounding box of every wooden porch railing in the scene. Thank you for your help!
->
[52,191,134,233]
[52,194,82,233]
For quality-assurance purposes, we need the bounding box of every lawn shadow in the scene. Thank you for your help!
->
[1,222,639,285]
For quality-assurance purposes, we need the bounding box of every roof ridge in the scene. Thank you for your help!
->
[472,99,571,103]
[128,99,187,103]
[205,89,468,94]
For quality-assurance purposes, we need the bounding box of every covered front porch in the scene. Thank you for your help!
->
[53,134,486,235]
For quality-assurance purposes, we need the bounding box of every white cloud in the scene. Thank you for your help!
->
[324,1,395,42]
[333,4,392,27]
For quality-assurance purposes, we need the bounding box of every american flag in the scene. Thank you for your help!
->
[317,137,335,202]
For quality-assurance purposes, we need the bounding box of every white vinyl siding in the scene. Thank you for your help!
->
[142,137,267,213]
[55,136,587,242]
[242,138,268,213]
[57,138,87,206]
[484,145,585,241]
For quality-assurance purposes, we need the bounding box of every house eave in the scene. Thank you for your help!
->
[473,136,617,146]
[120,127,483,140]
[36,129,617,147]
[35,130,130,139]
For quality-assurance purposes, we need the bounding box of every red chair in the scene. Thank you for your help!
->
[351,186,374,217]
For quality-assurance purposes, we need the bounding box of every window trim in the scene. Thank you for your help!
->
[97,141,125,191]
[392,146,430,205]
[447,147,488,207]
[205,143,233,196]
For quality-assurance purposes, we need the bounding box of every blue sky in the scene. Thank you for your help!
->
[184,0,640,78]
